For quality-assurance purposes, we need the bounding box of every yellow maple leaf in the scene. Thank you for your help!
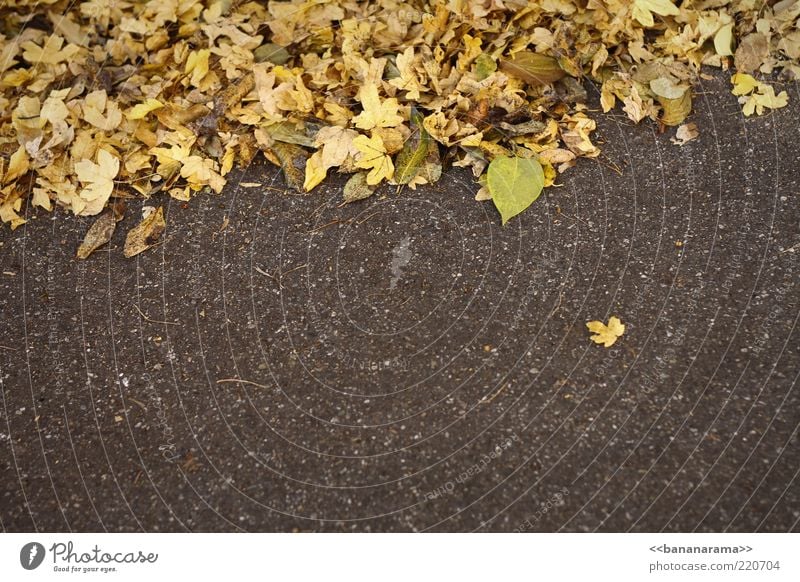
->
[74,149,119,216]
[83,89,122,131]
[180,155,225,193]
[586,316,626,347]
[304,126,361,191]
[352,83,403,130]
[353,133,394,185]
[0,193,26,229]
[388,47,425,99]
[731,74,789,116]
[20,35,79,65]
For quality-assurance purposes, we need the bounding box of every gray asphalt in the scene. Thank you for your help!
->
[1,72,798,532]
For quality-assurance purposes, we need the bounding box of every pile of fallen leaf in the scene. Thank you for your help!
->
[0,1,797,255]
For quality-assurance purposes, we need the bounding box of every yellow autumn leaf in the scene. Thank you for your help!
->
[20,35,79,65]
[74,149,120,216]
[185,49,211,87]
[742,85,789,116]
[731,74,789,116]
[2,145,30,185]
[731,72,760,96]
[0,196,26,229]
[351,83,403,130]
[714,23,735,57]
[632,0,679,28]
[587,316,626,347]
[127,98,164,120]
[303,126,361,191]
[315,125,360,169]
[303,150,327,191]
[353,133,394,185]
[180,155,226,193]
[83,89,122,131]
[124,207,166,258]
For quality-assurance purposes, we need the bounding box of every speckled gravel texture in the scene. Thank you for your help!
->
[1,71,798,532]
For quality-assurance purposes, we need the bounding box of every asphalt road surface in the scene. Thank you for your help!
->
[1,72,798,532]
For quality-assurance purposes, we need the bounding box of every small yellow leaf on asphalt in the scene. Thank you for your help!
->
[731,73,759,96]
[731,73,789,116]
[671,122,699,146]
[587,316,626,347]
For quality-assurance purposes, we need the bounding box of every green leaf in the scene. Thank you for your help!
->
[487,156,544,225]
[343,172,375,203]
[254,43,290,65]
[393,108,431,184]
[475,53,497,81]
[499,52,565,86]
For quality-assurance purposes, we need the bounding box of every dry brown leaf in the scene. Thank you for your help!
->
[124,207,166,258]
[77,211,116,259]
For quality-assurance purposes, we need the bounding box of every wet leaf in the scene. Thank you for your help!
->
[487,156,545,225]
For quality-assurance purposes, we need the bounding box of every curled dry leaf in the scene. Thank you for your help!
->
[124,207,166,258]
[671,123,699,146]
[77,211,116,259]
